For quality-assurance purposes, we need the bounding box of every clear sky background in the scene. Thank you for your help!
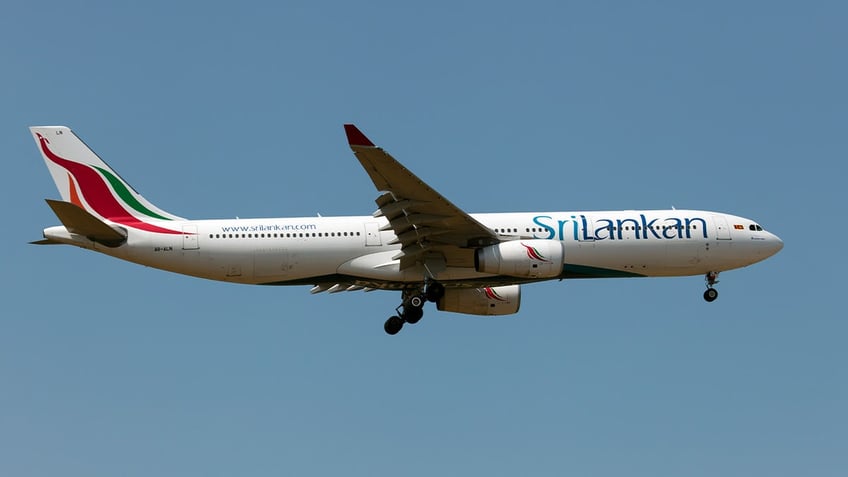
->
[1,1,845,476]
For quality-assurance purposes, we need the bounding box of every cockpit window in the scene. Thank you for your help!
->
[749,224,764,231]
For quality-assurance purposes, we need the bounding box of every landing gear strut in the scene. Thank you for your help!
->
[383,283,445,335]
[703,271,719,302]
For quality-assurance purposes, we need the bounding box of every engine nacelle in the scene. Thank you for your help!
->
[437,285,521,316]
[474,239,564,279]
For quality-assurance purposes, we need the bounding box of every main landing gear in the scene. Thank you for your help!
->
[383,283,445,335]
[703,271,720,302]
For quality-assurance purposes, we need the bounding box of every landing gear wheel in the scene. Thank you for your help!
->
[384,315,404,335]
[704,288,718,302]
[386,289,429,334]
[425,283,445,303]
[403,305,423,324]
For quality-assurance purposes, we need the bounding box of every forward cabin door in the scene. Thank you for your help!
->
[579,217,595,242]
[712,215,732,240]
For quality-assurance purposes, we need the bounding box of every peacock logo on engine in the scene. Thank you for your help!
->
[483,287,508,302]
[520,242,551,263]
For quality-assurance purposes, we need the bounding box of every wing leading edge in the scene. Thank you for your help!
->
[344,124,499,271]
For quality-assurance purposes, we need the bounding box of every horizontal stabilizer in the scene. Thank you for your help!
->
[30,238,62,245]
[45,199,127,247]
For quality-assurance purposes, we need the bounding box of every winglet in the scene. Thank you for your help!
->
[344,124,375,147]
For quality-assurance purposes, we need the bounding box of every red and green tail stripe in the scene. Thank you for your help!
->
[38,133,182,235]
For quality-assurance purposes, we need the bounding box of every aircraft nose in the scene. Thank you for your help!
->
[768,233,784,256]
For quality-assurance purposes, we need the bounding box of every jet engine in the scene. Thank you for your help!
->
[474,239,564,278]
[436,285,521,316]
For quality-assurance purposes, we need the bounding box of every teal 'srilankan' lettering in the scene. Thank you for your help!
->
[532,214,709,241]
[532,215,556,240]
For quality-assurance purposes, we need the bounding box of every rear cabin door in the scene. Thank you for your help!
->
[182,225,199,250]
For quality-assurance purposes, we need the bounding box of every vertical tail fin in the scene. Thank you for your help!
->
[30,126,185,228]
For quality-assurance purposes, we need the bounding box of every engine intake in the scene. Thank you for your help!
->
[474,239,564,278]
[437,285,520,316]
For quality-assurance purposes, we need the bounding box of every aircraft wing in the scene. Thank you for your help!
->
[345,124,499,271]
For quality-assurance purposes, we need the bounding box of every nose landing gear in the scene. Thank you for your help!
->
[703,271,720,302]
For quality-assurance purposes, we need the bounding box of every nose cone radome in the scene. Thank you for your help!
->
[766,233,784,257]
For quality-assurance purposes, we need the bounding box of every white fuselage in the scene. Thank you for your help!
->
[45,209,784,288]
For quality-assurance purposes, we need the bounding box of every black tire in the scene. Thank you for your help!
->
[703,288,718,302]
[409,295,424,308]
[384,316,404,335]
[425,283,445,302]
[403,305,424,324]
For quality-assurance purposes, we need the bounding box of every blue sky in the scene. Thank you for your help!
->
[1,1,845,475]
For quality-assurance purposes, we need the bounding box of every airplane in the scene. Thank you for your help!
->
[30,124,784,335]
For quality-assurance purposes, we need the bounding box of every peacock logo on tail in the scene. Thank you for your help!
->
[36,133,183,235]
